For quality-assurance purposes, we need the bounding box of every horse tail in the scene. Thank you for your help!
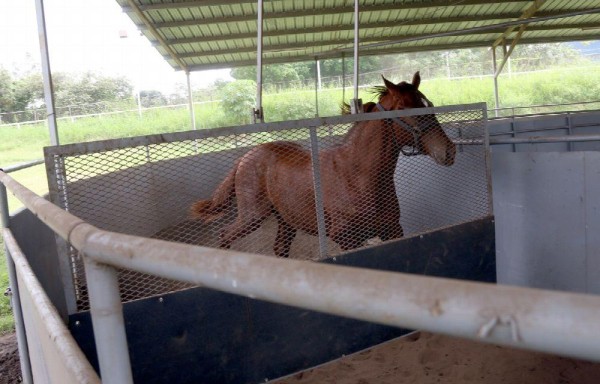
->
[190,161,239,222]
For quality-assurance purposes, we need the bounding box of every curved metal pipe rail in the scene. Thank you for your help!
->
[2,170,600,383]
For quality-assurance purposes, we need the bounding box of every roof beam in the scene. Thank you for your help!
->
[138,0,257,11]
[161,14,599,47]
[492,0,546,48]
[491,0,546,78]
[173,22,600,59]
[124,0,188,71]
[359,34,600,60]
[327,7,600,57]
[135,0,526,12]
[142,0,528,29]
[494,24,526,76]
[162,13,520,45]
[183,33,600,72]
[159,12,524,34]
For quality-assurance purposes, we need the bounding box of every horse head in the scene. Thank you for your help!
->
[376,72,456,166]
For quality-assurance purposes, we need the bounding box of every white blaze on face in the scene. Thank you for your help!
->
[421,98,429,107]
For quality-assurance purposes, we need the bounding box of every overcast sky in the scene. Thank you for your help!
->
[0,0,232,94]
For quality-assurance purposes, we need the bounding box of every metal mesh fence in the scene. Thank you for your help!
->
[45,104,489,312]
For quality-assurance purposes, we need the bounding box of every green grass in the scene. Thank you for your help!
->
[0,236,13,335]
[0,65,599,333]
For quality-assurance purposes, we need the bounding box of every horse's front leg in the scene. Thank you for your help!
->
[273,214,297,258]
[377,197,403,242]
[379,221,403,242]
[332,232,364,252]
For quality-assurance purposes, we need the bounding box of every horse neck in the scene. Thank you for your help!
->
[340,119,402,173]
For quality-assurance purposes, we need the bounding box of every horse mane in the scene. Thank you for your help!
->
[340,101,379,115]
[370,81,414,99]
[340,81,415,115]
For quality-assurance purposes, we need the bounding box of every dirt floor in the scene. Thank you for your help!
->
[2,330,600,383]
[0,333,20,384]
[273,332,600,384]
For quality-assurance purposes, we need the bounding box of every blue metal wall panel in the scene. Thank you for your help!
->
[584,153,600,293]
[492,151,600,293]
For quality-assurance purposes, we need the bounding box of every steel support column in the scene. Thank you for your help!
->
[308,126,327,257]
[254,0,265,123]
[34,0,59,145]
[314,58,320,117]
[350,0,363,114]
[186,72,196,129]
[492,46,500,117]
[84,258,133,384]
[490,0,545,118]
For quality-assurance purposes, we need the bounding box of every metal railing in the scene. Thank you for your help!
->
[0,162,40,384]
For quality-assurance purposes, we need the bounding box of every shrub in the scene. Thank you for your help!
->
[219,80,257,125]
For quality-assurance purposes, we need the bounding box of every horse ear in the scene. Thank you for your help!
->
[382,75,396,91]
[412,71,421,89]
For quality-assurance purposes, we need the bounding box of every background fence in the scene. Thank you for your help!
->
[3,60,600,126]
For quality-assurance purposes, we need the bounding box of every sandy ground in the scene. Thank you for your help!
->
[0,333,20,384]
[2,330,600,383]
[272,332,600,384]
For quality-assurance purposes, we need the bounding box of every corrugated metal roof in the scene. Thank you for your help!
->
[115,0,600,72]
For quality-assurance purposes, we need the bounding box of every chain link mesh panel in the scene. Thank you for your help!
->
[46,104,489,312]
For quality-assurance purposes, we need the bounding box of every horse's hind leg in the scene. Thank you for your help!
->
[219,215,269,249]
[274,214,296,258]
[219,195,272,249]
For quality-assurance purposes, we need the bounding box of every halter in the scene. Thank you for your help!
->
[375,102,424,156]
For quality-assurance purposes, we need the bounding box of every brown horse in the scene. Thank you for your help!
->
[191,72,456,257]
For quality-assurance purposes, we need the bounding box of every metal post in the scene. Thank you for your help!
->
[316,58,322,90]
[350,0,362,114]
[342,53,346,102]
[492,46,500,118]
[186,71,196,130]
[308,127,328,258]
[314,58,320,117]
[566,114,574,152]
[34,0,59,146]
[84,258,133,384]
[254,0,264,123]
[0,181,33,384]
[136,90,143,119]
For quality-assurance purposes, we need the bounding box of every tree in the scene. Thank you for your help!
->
[47,72,134,116]
[0,67,15,114]
[13,73,43,111]
[231,57,381,86]
[231,63,302,84]
[139,90,167,107]
[219,80,256,124]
